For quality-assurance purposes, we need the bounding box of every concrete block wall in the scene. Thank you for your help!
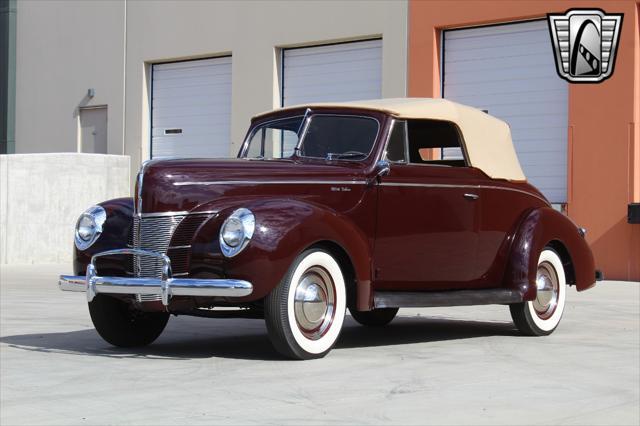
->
[0,153,130,264]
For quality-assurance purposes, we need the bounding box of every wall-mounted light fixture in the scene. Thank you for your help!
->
[87,88,95,98]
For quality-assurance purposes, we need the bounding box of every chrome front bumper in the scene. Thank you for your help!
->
[58,248,252,306]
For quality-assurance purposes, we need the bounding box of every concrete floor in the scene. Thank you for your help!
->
[0,264,638,425]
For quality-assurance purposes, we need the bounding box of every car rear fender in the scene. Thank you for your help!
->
[504,207,596,301]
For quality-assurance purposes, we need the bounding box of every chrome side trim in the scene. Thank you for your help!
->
[173,180,367,187]
[379,182,549,205]
[380,182,472,189]
[481,185,548,205]
[374,289,523,308]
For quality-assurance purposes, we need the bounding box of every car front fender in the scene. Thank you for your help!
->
[190,198,374,308]
[73,197,134,276]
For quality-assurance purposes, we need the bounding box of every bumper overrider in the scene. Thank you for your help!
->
[58,248,253,306]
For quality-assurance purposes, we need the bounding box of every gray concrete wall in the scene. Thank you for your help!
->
[0,153,130,264]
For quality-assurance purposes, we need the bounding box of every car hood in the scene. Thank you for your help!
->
[137,158,370,213]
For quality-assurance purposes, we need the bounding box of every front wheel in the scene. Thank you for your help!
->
[88,294,169,347]
[264,249,347,360]
[510,248,566,336]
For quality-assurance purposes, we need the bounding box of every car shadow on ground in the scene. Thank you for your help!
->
[0,315,519,361]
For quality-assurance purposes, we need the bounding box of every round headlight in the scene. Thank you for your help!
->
[219,208,255,257]
[74,205,106,250]
[222,217,244,247]
[77,215,96,241]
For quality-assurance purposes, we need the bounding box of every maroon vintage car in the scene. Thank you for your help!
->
[59,98,598,359]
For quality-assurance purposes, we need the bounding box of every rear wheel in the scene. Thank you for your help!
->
[510,248,566,336]
[88,294,169,347]
[264,248,347,360]
[349,307,398,327]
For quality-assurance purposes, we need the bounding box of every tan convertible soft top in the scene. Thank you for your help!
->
[254,98,526,181]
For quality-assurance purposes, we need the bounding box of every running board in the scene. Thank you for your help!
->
[373,289,523,309]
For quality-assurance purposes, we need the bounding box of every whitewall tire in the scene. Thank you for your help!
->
[265,248,347,359]
[510,248,566,336]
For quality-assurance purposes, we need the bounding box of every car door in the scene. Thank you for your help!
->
[373,119,482,291]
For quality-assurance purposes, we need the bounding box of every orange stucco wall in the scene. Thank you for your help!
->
[408,0,640,281]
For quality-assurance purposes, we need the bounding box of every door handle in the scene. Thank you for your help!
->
[463,193,479,200]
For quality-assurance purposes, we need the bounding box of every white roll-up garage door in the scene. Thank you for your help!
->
[282,39,382,106]
[151,56,232,158]
[443,21,568,203]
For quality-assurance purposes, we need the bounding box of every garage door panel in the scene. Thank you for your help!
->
[153,144,229,159]
[153,132,231,146]
[445,27,551,49]
[445,44,550,64]
[284,77,382,95]
[283,39,382,106]
[285,50,381,69]
[151,116,230,130]
[152,56,232,159]
[446,20,549,39]
[285,90,382,106]
[285,40,380,61]
[445,54,552,73]
[457,101,566,118]
[517,152,568,165]
[445,63,556,83]
[284,60,382,82]
[152,96,232,109]
[152,126,230,139]
[152,84,232,100]
[153,65,232,78]
[511,127,567,141]
[152,97,232,110]
[444,20,568,203]
[497,115,566,130]
[152,105,231,120]
[449,89,563,106]
[153,57,231,70]
[153,75,233,90]
[445,76,562,97]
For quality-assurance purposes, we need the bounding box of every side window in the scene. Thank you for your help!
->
[406,119,467,167]
[385,120,408,163]
[244,116,303,159]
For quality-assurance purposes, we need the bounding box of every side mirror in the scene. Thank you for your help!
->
[376,160,390,178]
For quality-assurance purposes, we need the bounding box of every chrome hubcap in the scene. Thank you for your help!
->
[294,266,335,340]
[533,261,559,319]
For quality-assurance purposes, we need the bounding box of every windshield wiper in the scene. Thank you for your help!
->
[326,151,367,160]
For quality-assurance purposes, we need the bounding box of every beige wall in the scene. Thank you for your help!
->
[124,0,408,183]
[13,0,408,186]
[15,0,125,155]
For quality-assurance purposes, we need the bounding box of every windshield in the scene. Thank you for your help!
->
[242,114,379,161]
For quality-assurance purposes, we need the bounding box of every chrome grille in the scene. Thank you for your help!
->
[132,215,186,279]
